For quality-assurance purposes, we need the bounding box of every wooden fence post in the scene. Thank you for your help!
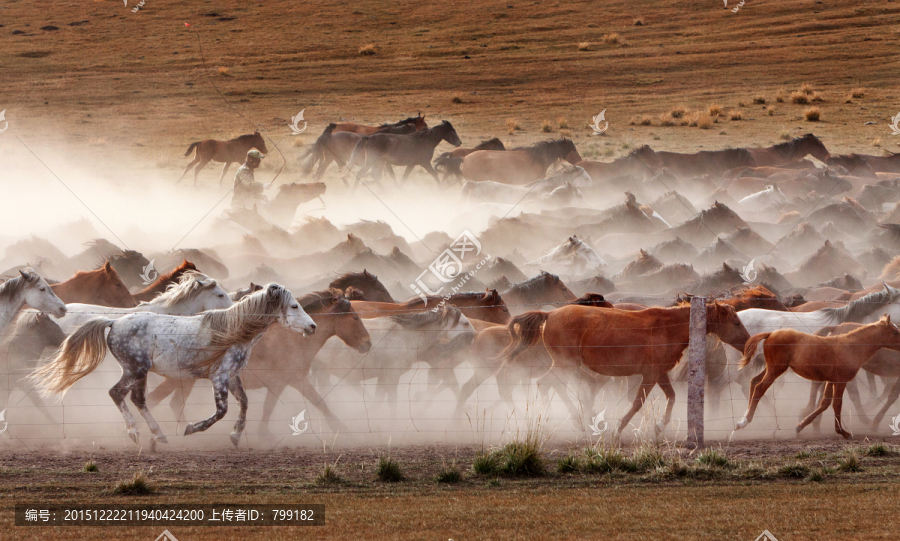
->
[686,296,707,450]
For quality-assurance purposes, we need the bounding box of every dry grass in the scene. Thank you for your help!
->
[799,82,815,94]
[630,114,653,126]
[729,110,743,121]
[658,113,675,126]
[697,113,713,129]
[850,87,866,98]
[541,120,552,133]
[451,93,463,104]
[791,90,810,104]
[603,32,622,45]
[805,106,821,121]
[217,66,231,77]
[737,100,747,107]
[358,43,377,55]
[577,41,591,51]
[707,103,722,116]
[775,89,786,102]
[506,118,520,134]
[670,105,688,119]
[753,95,766,104]
[557,117,568,129]
[767,106,775,116]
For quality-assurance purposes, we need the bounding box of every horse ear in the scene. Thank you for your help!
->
[103,261,113,272]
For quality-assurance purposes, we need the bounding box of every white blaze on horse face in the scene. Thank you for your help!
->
[24,277,66,318]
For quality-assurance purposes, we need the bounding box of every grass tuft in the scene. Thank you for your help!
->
[451,93,463,104]
[804,106,821,121]
[865,442,896,457]
[114,470,153,495]
[777,462,809,478]
[697,449,730,468]
[541,120,552,133]
[791,90,810,104]
[506,118,519,134]
[753,95,766,104]
[317,462,342,485]
[83,460,98,473]
[358,43,377,55]
[577,41,591,51]
[376,455,404,482]
[435,463,462,484]
[838,451,862,473]
[217,67,231,77]
[603,33,622,45]
[729,110,743,121]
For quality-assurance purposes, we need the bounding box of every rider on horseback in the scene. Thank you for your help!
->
[231,150,272,208]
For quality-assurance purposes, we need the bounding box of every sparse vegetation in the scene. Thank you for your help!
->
[697,113,713,129]
[837,451,862,472]
[435,463,462,483]
[791,90,810,104]
[866,442,896,457]
[779,131,792,140]
[506,118,519,134]
[804,106,821,121]
[658,113,675,126]
[767,106,775,115]
[358,43,377,55]
[603,33,622,45]
[541,120,552,133]
[451,93,463,104]
[317,460,343,484]
[557,117,569,129]
[217,67,231,77]
[850,87,865,98]
[83,460,98,473]
[729,110,743,120]
[376,455,404,482]
[776,89,786,102]
[114,470,153,495]
[577,41,591,51]
[777,463,810,478]
[753,95,766,104]
[697,449,730,468]
[670,105,688,119]
[707,103,722,116]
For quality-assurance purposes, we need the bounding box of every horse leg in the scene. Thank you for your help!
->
[177,156,201,184]
[109,373,141,444]
[867,371,879,398]
[420,162,443,187]
[656,372,677,433]
[184,377,229,436]
[616,375,653,434]
[845,377,870,425]
[829,382,852,439]
[399,165,414,187]
[193,158,211,186]
[218,162,232,186]
[735,366,785,430]
[228,375,248,447]
[453,364,494,417]
[289,376,349,432]
[797,382,835,434]
[872,377,900,428]
[804,381,825,432]
[129,375,167,445]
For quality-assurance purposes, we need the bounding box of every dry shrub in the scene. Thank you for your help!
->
[708,103,722,116]
[630,115,652,126]
[737,100,747,107]
[775,89,786,103]
[767,106,775,116]
[506,118,519,134]
[451,93,463,104]
[799,83,815,94]
[603,33,622,45]
[809,91,824,102]
[217,67,231,77]
[850,88,865,98]
[358,43,377,55]
[541,120,552,133]
[729,110,743,121]
[791,90,810,104]
[670,105,688,119]
[753,95,766,104]
[577,42,591,51]
[557,117,569,129]
[697,113,713,129]
[804,106,821,121]
[634,18,644,26]
[779,131,792,141]
[658,113,675,126]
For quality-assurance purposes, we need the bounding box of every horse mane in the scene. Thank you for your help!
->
[510,139,572,161]
[401,291,489,308]
[297,288,346,314]
[390,305,462,329]
[234,132,262,142]
[137,260,198,294]
[330,270,379,288]
[140,271,214,307]
[819,286,897,323]
[771,133,818,157]
[505,271,561,295]
[626,145,654,159]
[474,137,505,151]
[569,293,610,307]
[0,270,38,301]
[198,285,294,372]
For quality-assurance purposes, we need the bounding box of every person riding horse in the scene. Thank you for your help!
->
[231,150,272,209]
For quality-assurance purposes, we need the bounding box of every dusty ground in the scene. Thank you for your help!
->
[3,438,900,540]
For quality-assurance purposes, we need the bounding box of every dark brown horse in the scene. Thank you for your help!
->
[50,262,136,307]
[331,114,427,135]
[345,120,462,189]
[177,131,268,186]
[576,145,664,183]
[460,139,582,185]
[132,260,198,303]
[828,152,900,175]
[351,289,511,325]
[328,270,395,303]
[433,138,507,186]
[655,148,756,178]
[747,134,830,167]
[501,271,577,315]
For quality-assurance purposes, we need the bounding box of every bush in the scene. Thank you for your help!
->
[376,455,404,482]
[83,460,98,473]
[777,463,809,478]
[435,465,462,484]
[697,449,730,468]
[804,107,821,121]
[114,470,153,495]
[317,463,342,485]
[473,442,546,478]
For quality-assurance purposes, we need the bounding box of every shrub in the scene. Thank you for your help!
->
[83,460,98,473]
[358,43,377,55]
[603,33,622,45]
[670,105,689,119]
[753,95,766,104]
[791,91,810,104]
[697,449,730,468]
[376,455,404,482]
[435,465,462,483]
[707,103,722,116]
[729,110,743,121]
[506,118,519,134]
[541,120,552,133]
[577,41,591,51]
[804,106,821,121]
[114,470,153,495]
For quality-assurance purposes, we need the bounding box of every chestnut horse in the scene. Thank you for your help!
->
[351,289,511,325]
[735,316,900,438]
[505,302,749,433]
[50,262,136,307]
[331,114,427,135]
[132,260,198,303]
[177,131,269,186]
[433,138,507,186]
[460,139,582,184]
[746,133,830,167]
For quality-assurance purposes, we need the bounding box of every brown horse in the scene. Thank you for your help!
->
[351,289,511,325]
[177,131,268,186]
[132,260,198,303]
[148,289,371,433]
[501,271,577,315]
[829,153,900,175]
[576,145,663,183]
[677,285,788,312]
[736,316,900,438]
[345,121,463,189]
[654,148,755,178]
[50,262,136,307]
[506,302,749,433]
[331,114,427,135]
[460,139,582,185]
[433,137,507,186]
[746,134,830,167]
[328,270,395,303]
[455,293,614,416]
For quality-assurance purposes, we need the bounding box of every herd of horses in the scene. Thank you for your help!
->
[5,113,900,448]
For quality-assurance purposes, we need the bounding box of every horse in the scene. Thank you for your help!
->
[31,284,316,447]
[434,138,507,186]
[331,114,427,135]
[828,153,900,175]
[0,270,67,336]
[329,270,395,303]
[501,271,577,315]
[147,289,372,433]
[505,302,749,433]
[576,145,664,183]
[298,125,387,181]
[459,139,583,185]
[263,182,327,227]
[344,120,463,189]
[653,148,755,178]
[455,293,614,417]
[735,315,900,439]
[132,260,199,303]
[49,272,233,335]
[106,251,152,289]
[526,236,606,278]
[51,262,136,308]
[177,131,268,186]
[745,134,830,167]
[350,289,511,325]
[315,305,474,418]
[229,282,262,301]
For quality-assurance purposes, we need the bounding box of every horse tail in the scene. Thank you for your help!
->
[433,153,463,174]
[497,311,549,362]
[345,136,368,172]
[30,318,113,397]
[299,123,336,175]
[738,333,770,370]
[184,141,201,157]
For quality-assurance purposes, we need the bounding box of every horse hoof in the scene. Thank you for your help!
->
[735,419,748,430]
[155,435,169,444]
[230,433,241,447]
[795,425,804,434]
[184,425,196,436]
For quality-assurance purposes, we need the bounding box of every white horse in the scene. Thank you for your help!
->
[0,270,66,335]
[31,283,316,447]
[315,305,475,417]
[46,271,233,335]
[526,235,606,278]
